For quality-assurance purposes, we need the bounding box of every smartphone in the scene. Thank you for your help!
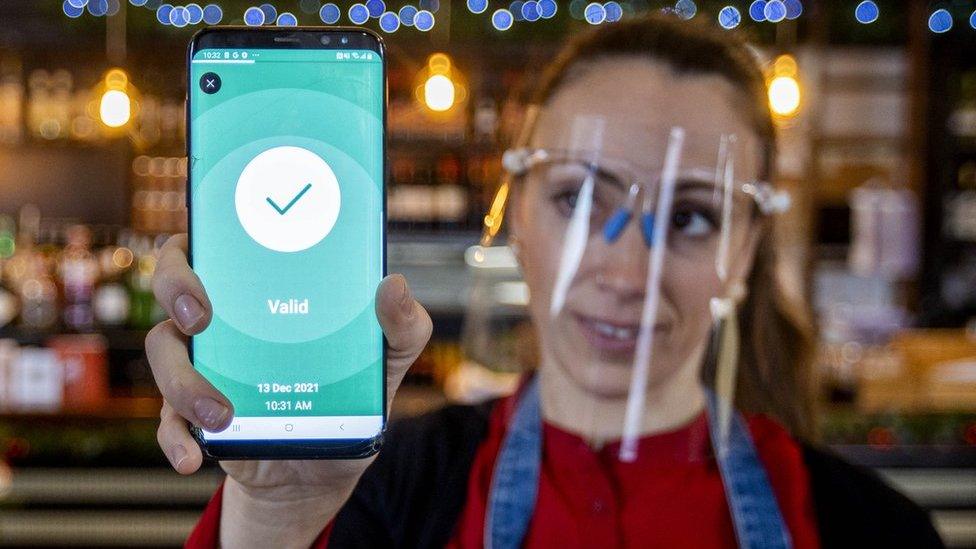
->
[186,28,386,459]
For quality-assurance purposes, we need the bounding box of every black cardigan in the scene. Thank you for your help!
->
[330,402,945,548]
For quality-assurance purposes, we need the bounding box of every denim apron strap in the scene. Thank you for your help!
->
[705,390,793,549]
[484,376,542,549]
[485,380,792,549]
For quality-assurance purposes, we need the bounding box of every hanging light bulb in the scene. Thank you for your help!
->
[768,54,801,119]
[95,68,138,130]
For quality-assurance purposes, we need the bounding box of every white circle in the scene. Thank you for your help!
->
[235,146,341,253]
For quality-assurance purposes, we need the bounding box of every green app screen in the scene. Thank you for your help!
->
[189,48,384,441]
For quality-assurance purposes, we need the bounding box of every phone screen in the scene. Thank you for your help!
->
[188,45,384,444]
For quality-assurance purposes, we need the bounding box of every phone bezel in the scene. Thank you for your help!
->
[185,27,388,460]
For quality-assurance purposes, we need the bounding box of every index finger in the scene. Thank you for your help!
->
[152,234,213,335]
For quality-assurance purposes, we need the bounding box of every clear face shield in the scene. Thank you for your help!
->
[481,110,790,464]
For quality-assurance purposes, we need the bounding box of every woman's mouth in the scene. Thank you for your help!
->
[572,314,652,356]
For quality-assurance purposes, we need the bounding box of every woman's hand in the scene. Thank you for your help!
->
[146,234,433,548]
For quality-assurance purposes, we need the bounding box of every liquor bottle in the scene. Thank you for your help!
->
[58,225,98,332]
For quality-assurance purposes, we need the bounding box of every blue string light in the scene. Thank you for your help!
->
[379,10,400,31]
[244,5,266,25]
[510,1,524,21]
[674,0,696,20]
[970,9,976,30]
[130,0,148,5]
[202,3,222,23]
[522,1,540,21]
[157,3,174,24]
[928,8,952,33]
[783,0,801,19]
[854,1,878,24]
[538,0,557,18]
[68,0,89,8]
[748,0,766,22]
[170,5,189,26]
[491,8,513,29]
[604,1,622,22]
[718,5,740,29]
[764,0,786,22]
[106,0,120,15]
[584,2,606,24]
[259,3,277,22]
[467,0,488,14]
[276,11,298,25]
[414,9,435,30]
[63,0,85,18]
[366,0,385,18]
[399,5,417,25]
[88,0,109,16]
[144,0,162,10]
[186,3,203,23]
[348,3,369,23]
[320,2,340,23]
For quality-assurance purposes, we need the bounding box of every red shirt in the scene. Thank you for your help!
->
[187,397,820,548]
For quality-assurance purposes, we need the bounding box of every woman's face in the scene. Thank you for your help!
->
[511,57,764,398]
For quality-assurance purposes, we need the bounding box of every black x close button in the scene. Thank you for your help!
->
[199,72,221,94]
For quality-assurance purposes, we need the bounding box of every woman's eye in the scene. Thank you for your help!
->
[672,208,716,237]
[553,190,579,217]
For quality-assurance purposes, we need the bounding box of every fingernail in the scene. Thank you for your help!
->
[397,276,414,318]
[170,444,188,470]
[174,294,205,331]
[194,398,230,431]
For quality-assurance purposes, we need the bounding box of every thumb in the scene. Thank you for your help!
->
[376,274,433,390]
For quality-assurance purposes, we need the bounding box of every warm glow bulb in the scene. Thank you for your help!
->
[768,75,801,117]
[424,74,455,112]
[100,89,131,128]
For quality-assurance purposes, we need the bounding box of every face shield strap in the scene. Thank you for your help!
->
[619,126,686,462]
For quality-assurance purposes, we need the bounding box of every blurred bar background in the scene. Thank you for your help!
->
[1,0,976,546]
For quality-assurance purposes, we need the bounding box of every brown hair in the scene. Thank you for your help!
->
[528,14,817,439]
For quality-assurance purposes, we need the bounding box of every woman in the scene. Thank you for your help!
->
[147,15,943,548]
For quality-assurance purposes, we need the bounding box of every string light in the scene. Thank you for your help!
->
[605,1,622,22]
[522,1,540,21]
[674,0,696,20]
[320,3,340,24]
[63,0,85,18]
[414,9,435,30]
[399,5,417,25]
[467,0,488,14]
[244,6,266,25]
[764,0,786,23]
[88,0,109,16]
[492,8,514,29]
[259,3,277,22]
[854,1,878,24]
[538,0,557,18]
[202,3,222,24]
[366,0,385,18]
[718,5,741,29]
[783,0,801,19]
[68,0,89,7]
[928,8,952,33]
[186,3,203,24]
[379,10,400,31]
[748,0,766,22]
[157,3,174,24]
[584,2,606,24]
[348,3,369,24]
[276,12,298,25]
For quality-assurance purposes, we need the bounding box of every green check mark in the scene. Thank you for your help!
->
[266,183,312,215]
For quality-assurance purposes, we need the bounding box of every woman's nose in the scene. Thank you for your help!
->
[593,217,648,298]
